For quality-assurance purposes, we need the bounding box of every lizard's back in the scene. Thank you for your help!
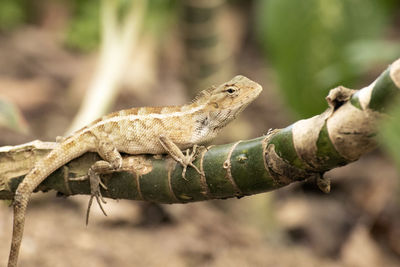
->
[67,104,208,154]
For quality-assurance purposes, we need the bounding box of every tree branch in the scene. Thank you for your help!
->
[1,58,399,202]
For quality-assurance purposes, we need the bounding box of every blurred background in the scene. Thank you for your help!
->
[1,0,400,266]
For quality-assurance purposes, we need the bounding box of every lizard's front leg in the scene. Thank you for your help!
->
[158,135,204,180]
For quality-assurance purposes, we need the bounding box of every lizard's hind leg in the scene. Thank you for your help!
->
[71,141,123,225]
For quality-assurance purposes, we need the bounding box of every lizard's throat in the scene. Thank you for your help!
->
[211,108,242,130]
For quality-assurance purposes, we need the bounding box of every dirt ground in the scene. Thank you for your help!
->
[1,20,400,267]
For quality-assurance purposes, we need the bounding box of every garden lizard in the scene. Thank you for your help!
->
[7,75,262,267]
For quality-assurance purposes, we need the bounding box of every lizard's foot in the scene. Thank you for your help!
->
[70,164,114,225]
[86,170,108,225]
[158,135,204,180]
[180,145,203,180]
[85,160,115,225]
[84,141,123,224]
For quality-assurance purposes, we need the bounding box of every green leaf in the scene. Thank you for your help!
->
[0,98,28,133]
[255,0,393,118]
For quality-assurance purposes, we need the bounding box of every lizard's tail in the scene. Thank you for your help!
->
[8,136,91,267]
[8,191,29,267]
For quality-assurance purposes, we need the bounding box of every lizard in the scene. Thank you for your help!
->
[7,75,262,267]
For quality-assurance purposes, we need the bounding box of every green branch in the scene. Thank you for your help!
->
[1,58,400,201]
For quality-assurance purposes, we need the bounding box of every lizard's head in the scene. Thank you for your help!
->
[193,75,263,129]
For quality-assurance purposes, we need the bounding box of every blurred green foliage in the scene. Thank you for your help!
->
[0,0,177,51]
[144,0,177,34]
[380,102,400,170]
[65,0,177,52]
[0,0,28,30]
[65,0,100,52]
[256,0,400,118]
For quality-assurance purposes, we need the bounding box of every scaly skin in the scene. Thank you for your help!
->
[8,75,262,267]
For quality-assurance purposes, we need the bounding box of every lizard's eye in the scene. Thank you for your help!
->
[225,87,236,94]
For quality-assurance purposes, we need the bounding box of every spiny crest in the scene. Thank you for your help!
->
[191,85,217,105]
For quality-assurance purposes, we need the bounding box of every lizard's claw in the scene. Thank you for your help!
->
[180,149,192,180]
[99,179,108,190]
[180,145,204,179]
[189,163,203,176]
[181,165,188,181]
[83,158,123,225]
[85,166,109,225]
[69,175,89,182]
[86,192,108,226]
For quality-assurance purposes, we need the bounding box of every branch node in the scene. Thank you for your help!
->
[326,86,357,110]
